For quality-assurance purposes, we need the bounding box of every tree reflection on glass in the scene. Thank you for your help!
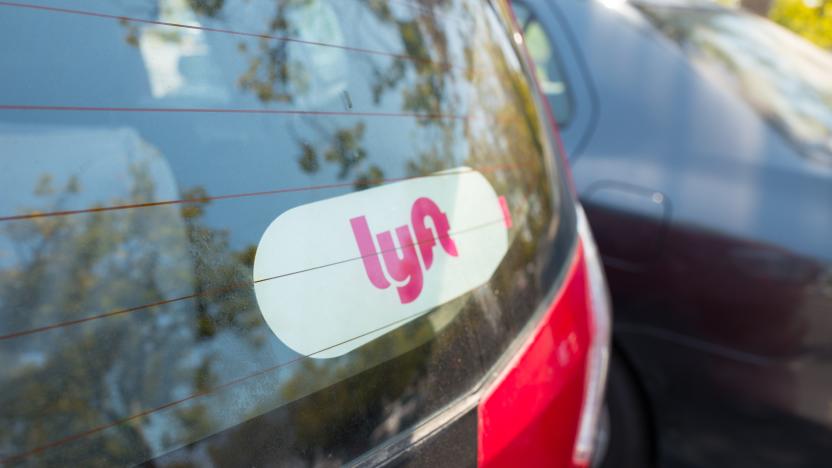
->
[0,0,564,465]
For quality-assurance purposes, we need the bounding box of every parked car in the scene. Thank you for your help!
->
[511,0,832,466]
[0,0,611,466]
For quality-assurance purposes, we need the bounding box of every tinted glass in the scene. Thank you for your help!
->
[512,2,573,126]
[637,4,832,164]
[0,0,574,465]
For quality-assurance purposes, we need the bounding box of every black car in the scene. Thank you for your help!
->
[512,0,832,467]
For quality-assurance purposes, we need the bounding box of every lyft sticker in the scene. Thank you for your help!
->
[253,168,510,358]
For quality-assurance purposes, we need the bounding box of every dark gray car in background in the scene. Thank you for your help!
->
[511,0,832,467]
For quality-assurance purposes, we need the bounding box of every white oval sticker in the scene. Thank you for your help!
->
[253,168,510,358]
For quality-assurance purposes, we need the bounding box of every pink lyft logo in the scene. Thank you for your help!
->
[350,197,458,304]
[253,168,508,358]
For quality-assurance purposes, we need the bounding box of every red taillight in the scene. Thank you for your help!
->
[477,208,611,468]
[572,208,612,467]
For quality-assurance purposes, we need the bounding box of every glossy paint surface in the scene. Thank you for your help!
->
[516,0,832,466]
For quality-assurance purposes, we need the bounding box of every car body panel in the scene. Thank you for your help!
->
[515,0,832,466]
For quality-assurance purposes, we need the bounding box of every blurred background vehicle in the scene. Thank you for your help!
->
[0,0,611,466]
[511,0,832,467]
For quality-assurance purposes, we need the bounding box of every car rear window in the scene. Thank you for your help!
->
[0,0,575,465]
